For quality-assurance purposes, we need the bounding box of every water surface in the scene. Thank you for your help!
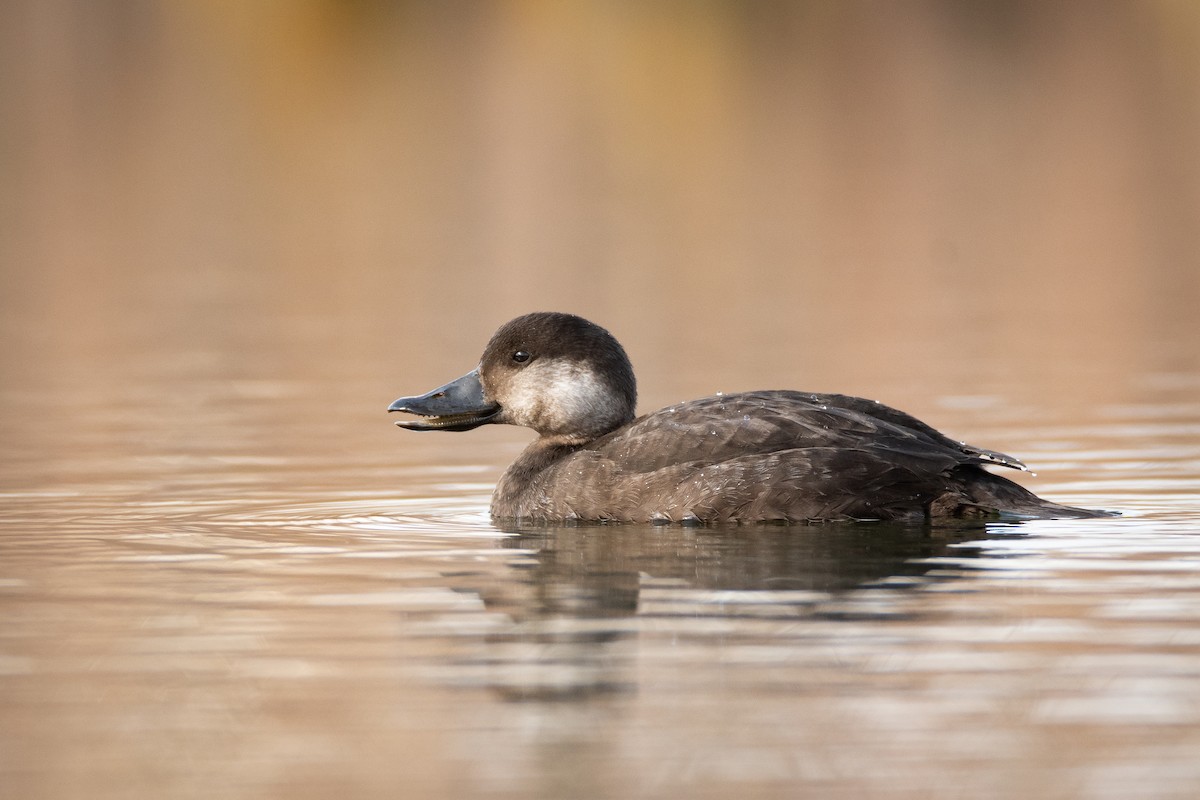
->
[3,337,1199,799]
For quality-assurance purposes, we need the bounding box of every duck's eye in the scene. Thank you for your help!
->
[512,350,531,364]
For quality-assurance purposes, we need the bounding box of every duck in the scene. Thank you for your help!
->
[388,312,1112,524]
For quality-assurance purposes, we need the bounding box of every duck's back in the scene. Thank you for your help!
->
[588,391,1022,473]
[492,390,1094,524]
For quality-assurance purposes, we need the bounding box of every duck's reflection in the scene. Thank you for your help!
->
[451,522,1010,701]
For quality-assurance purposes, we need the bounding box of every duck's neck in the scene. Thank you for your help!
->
[491,435,582,519]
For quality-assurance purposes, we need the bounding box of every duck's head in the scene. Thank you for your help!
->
[388,312,637,442]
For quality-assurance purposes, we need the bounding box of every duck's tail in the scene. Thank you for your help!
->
[939,468,1118,520]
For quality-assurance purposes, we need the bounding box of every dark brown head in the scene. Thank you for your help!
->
[389,312,637,443]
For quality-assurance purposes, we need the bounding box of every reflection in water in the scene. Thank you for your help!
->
[499,521,996,599]
[443,522,998,700]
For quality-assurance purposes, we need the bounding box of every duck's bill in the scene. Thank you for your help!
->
[388,368,501,432]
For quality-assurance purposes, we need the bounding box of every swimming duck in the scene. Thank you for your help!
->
[388,312,1110,524]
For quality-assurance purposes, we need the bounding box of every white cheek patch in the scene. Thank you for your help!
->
[507,360,617,434]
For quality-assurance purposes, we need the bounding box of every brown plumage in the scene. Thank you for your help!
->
[389,312,1114,524]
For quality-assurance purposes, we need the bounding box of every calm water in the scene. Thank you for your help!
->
[2,302,1199,799]
[4,3,1200,798]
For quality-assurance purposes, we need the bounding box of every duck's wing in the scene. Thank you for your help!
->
[587,390,1015,474]
[817,393,1029,471]
[553,401,974,522]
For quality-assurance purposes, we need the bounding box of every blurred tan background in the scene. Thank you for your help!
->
[2,0,1199,422]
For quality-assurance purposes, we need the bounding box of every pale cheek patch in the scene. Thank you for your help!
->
[508,360,616,434]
